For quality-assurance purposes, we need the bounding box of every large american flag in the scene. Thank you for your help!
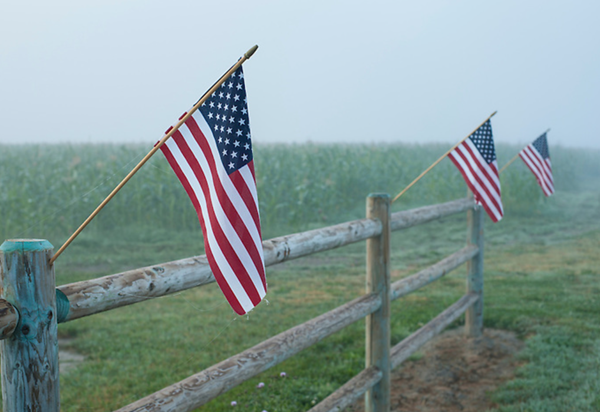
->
[519,133,554,196]
[448,120,503,222]
[159,66,266,315]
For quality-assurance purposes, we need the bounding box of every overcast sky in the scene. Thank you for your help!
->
[1,0,598,149]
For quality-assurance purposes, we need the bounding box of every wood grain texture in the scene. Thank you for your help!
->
[390,245,478,302]
[390,293,478,370]
[365,195,391,412]
[58,255,214,322]
[308,366,382,412]
[0,240,59,412]
[390,197,474,231]
[0,299,19,340]
[114,293,382,412]
[262,216,381,264]
[465,200,485,338]
[57,198,472,322]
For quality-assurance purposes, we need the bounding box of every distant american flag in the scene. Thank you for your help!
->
[519,133,554,196]
[448,120,503,222]
[160,66,266,315]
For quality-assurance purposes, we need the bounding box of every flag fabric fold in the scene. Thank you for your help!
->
[519,133,554,196]
[448,119,504,222]
[159,66,266,315]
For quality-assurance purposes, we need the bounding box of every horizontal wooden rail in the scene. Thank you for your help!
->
[390,197,474,231]
[307,290,478,412]
[57,198,473,323]
[114,292,382,412]
[57,217,381,322]
[307,366,382,412]
[391,245,479,301]
[0,299,19,340]
[390,293,478,370]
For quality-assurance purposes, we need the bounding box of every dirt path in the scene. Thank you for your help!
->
[58,338,85,374]
[346,328,524,412]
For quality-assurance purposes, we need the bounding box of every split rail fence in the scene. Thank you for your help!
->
[0,194,484,412]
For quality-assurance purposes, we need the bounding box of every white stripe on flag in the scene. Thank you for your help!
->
[459,140,502,199]
[191,112,264,259]
[520,146,554,195]
[450,147,503,221]
[187,114,266,294]
[542,159,553,182]
[178,120,266,297]
[453,141,503,219]
[520,148,549,192]
[164,138,256,312]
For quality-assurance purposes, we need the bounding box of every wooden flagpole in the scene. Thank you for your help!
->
[391,111,497,204]
[499,128,550,174]
[498,153,519,174]
[49,45,259,265]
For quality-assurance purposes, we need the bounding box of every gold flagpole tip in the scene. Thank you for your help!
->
[490,110,498,118]
[245,45,259,59]
[545,128,551,134]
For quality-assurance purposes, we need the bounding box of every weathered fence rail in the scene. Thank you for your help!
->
[56,197,473,323]
[116,293,383,412]
[0,195,483,412]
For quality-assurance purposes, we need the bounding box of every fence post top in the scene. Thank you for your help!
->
[1,239,53,253]
[367,193,390,199]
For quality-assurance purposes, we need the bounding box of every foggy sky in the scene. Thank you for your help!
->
[1,0,598,149]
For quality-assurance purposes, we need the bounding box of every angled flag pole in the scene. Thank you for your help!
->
[49,45,260,265]
[391,111,497,204]
[499,128,551,174]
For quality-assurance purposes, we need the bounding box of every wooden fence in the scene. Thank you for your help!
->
[0,194,483,412]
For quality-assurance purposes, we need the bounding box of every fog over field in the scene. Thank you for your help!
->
[1,0,599,148]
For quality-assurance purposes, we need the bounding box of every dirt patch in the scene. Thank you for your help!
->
[346,328,524,412]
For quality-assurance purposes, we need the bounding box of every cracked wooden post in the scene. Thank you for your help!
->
[465,192,484,338]
[365,194,391,412]
[0,240,60,412]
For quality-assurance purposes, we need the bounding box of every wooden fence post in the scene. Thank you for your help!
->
[0,240,60,412]
[365,194,391,412]
[465,194,484,338]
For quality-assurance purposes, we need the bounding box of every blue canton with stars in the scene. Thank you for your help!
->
[199,67,253,175]
[468,120,496,164]
[532,133,550,159]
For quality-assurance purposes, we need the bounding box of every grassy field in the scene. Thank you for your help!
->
[0,142,599,411]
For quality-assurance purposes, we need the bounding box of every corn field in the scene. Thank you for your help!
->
[0,142,598,242]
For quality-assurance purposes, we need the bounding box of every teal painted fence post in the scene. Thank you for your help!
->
[365,194,391,412]
[465,193,484,337]
[0,239,60,412]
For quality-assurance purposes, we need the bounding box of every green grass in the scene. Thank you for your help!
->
[0,142,599,411]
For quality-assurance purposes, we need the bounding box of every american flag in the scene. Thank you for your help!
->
[159,66,266,315]
[519,133,554,196]
[448,120,503,222]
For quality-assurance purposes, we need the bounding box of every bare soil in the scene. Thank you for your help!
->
[346,328,524,412]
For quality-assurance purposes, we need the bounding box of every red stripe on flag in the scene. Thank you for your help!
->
[449,151,501,222]
[184,116,266,288]
[160,139,246,314]
[230,167,262,233]
[543,160,554,189]
[520,147,554,196]
[158,68,266,315]
[461,142,502,196]
[450,143,503,221]
[520,149,548,194]
[174,130,263,307]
